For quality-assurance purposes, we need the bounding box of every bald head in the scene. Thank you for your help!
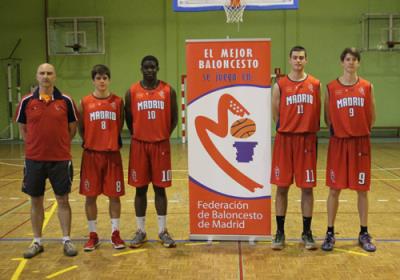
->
[36,63,56,90]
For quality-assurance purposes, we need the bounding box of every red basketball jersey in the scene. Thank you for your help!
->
[327,78,372,138]
[129,81,171,142]
[81,93,123,151]
[277,75,321,133]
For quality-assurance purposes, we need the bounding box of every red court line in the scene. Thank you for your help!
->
[0,203,54,239]
[238,241,244,280]
[0,180,20,189]
[0,199,29,217]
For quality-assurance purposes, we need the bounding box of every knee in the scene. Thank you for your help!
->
[329,188,341,198]
[30,196,44,207]
[357,190,368,198]
[276,187,289,196]
[302,188,313,196]
[85,196,97,206]
[109,197,121,205]
[136,186,148,198]
[55,195,70,208]
[153,186,166,198]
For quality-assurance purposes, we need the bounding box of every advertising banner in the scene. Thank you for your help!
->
[186,39,271,240]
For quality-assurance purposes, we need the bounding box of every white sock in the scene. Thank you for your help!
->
[88,220,97,233]
[33,237,42,245]
[136,216,146,232]
[157,215,167,234]
[111,218,120,232]
[62,236,71,244]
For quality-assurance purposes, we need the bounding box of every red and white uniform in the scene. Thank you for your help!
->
[15,88,78,161]
[277,75,321,133]
[271,75,321,188]
[128,81,172,187]
[79,93,125,197]
[326,78,373,190]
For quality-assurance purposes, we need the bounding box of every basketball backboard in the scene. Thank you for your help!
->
[361,13,400,51]
[173,0,298,11]
[47,17,105,55]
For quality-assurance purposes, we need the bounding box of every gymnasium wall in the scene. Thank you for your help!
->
[1,0,399,139]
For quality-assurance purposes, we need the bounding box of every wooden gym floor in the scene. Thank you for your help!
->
[0,140,399,280]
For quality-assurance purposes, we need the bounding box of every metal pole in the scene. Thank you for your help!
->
[7,63,14,139]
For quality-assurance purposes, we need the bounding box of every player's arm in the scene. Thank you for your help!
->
[124,89,133,135]
[119,99,125,133]
[170,87,178,135]
[18,124,27,141]
[370,84,376,127]
[271,83,280,123]
[324,89,331,127]
[77,100,84,139]
[68,122,77,139]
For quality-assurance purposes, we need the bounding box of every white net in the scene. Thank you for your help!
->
[223,0,247,23]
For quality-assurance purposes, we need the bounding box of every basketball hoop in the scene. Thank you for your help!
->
[387,41,400,49]
[223,0,247,24]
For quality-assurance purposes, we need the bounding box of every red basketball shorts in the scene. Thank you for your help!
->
[80,150,125,197]
[326,136,371,191]
[128,139,172,188]
[270,132,317,188]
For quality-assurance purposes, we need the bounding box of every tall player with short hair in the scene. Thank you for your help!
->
[271,46,321,250]
[125,55,178,248]
[321,48,376,252]
[79,64,126,251]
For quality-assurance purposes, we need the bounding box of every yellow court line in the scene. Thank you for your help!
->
[185,242,220,246]
[10,201,59,280]
[42,202,58,231]
[45,265,78,279]
[11,258,28,280]
[113,249,147,256]
[333,248,369,257]
[256,241,272,244]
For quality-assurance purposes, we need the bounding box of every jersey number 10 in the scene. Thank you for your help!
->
[148,110,156,119]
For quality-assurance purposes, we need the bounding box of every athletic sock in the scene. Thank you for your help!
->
[360,226,368,235]
[33,237,42,245]
[136,216,146,233]
[327,226,334,235]
[88,220,97,233]
[276,216,285,233]
[62,236,71,244]
[303,216,312,233]
[111,218,120,232]
[158,215,167,234]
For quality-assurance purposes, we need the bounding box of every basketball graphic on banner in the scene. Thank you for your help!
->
[230,118,256,138]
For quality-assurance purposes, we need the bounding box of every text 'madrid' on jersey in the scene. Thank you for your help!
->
[327,78,372,138]
[277,75,321,133]
[81,93,123,151]
[129,81,172,142]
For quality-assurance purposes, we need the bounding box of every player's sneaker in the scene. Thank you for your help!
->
[111,230,126,249]
[158,229,176,248]
[63,240,78,257]
[130,230,147,248]
[23,242,44,259]
[321,232,335,251]
[84,232,100,252]
[301,231,317,250]
[271,231,285,250]
[358,233,376,252]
